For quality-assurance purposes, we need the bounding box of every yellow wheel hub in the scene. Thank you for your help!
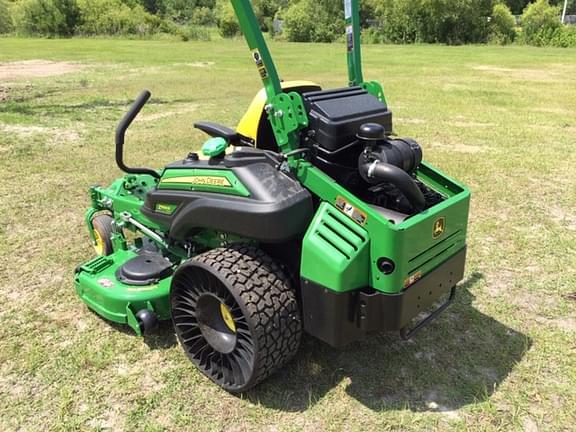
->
[93,229,104,255]
[220,303,236,333]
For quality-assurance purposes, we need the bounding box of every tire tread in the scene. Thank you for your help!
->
[186,245,302,390]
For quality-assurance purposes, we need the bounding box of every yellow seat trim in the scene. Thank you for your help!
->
[236,80,319,146]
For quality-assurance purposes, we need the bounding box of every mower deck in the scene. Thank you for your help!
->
[74,249,173,335]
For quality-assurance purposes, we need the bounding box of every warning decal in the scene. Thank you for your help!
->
[346,25,354,52]
[335,196,367,226]
[344,0,352,19]
[252,50,268,79]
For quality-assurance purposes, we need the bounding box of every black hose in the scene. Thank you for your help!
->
[115,90,160,179]
[359,161,425,213]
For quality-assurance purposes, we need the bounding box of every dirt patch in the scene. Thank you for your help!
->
[0,86,9,102]
[428,141,486,154]
[173,61,215,68]
[535,316,576,333]
[551,318,576,333]
[125,62,215,76]
[532,106,572,115]
[395,117,426,125]
[0,60,84,80]
[549,205,576,231]
[139,103,199,122]
[85,409,124,431]
[485,269,516,297]
[474,65,517,74]
[473,65,560,82]
[398,116,494,129]
[442,83,473,91]
[448,120,495,128]
[0,84,36,103]
[0,123,80,145]
[523,416,540,432]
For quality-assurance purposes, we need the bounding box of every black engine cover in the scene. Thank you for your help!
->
[302,86,393,152]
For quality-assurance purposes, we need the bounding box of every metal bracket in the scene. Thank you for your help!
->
[123,175,139,191]
[361,81,387,105]
[267,91,308,151]
[125,304,142,336]
[120,211,168,249]
[399,286,456,340]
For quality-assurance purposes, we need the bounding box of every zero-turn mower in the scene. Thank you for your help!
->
[75,0,470,392]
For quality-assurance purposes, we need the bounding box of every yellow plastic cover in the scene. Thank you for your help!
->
[236,80,319,146]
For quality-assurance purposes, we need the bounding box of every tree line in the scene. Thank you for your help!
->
[0,0,574,47]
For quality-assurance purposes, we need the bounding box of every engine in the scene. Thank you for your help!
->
[301,86,444,218]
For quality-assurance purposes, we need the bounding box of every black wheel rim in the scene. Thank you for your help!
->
[171,266,256,389]
[195,293,237,354]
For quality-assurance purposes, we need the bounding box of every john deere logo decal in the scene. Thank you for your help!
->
[433,217,445,239]
[160,176,232,187]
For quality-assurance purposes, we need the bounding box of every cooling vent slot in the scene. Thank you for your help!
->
[314,207,367,261]
[79,256,114,274]
[408,230,461,274]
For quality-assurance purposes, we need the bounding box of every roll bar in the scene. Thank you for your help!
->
[230,0,365,101]
[114,1,367,176]
[343,0,364,86]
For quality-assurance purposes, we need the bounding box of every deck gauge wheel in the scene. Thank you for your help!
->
[92,214,114,256]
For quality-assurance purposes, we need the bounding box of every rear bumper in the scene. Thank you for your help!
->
[301,247,466,347]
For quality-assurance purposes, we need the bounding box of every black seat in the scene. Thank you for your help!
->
[194,121,240,145]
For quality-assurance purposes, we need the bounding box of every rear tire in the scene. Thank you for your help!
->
[170,245,302,393]
[92,214,114,256]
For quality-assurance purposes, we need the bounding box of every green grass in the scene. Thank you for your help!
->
[0,38,575,431]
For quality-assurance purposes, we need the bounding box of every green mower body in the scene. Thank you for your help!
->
[74,0,470,391]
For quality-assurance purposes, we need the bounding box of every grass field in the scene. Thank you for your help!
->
[0,38,575,431]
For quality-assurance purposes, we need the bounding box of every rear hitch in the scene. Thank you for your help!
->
[399,286,456,340]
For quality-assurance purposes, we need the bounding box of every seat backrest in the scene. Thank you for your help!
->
[235,81,321,152]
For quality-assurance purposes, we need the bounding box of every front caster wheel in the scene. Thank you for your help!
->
[136,309,159,334]
[170,245,302,393]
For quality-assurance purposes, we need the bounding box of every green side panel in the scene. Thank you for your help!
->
[301,202,370,292]
[74,250,172,335]
[297,161,470,294]
[394,163,469,281]
[158,168,250,197]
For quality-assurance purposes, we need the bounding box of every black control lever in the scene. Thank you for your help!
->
[115,90,160,179]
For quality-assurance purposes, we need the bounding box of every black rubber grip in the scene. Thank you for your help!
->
[115,90,160,179]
